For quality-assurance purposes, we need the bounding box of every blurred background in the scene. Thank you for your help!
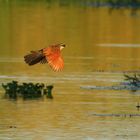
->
[0,0,140,140]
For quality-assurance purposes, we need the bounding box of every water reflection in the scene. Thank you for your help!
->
[0,2,140,72]
[0,1,140,140]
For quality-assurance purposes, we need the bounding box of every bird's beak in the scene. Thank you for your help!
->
[60,44,66,50]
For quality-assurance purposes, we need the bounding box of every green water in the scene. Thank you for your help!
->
[0,1,140,140]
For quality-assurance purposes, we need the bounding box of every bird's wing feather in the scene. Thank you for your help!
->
[24,51,45,65]
[40,57,47,64]
[48,56,64,71]
[43,48,64,71]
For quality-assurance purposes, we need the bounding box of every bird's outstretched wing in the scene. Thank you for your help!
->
[47,55,64,72]
[24,44,65,72]
[24,50,46,65]
[43,48,64,71]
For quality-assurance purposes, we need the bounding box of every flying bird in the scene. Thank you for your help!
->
[24,43,66,72]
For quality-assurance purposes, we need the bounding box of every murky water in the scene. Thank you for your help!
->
[0,1,140,140]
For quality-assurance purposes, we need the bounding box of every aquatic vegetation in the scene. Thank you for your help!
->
[2,81,53,99]
[124,73,140,87]
[2,81,18,99]
[81,73,140,92]
[46,85,53,99]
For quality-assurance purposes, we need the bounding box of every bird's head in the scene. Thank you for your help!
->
[50,43,66,51]
[59,43,66,50]
[43,43,66,71]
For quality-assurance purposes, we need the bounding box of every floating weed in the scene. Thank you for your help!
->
[2,81,53,100]
[46,85,54,99]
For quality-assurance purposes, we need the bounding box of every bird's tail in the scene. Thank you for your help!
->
[24,51,45,66]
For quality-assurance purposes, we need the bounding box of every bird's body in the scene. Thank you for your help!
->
[24,43,65,71]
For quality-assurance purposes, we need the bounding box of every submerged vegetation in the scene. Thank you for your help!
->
[124,73,140,90]
[81,73,140,92]
[2,81,53,99]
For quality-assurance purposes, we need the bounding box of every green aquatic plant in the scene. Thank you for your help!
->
[2,81,53,99]
[2,81,18,99]
[46,85,53,99]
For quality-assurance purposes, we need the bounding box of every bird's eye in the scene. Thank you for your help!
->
[60,44,65,47]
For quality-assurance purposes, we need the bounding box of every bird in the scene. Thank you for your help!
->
[24,43,66,72]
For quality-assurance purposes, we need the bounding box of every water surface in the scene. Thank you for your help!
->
[0,1,140,140]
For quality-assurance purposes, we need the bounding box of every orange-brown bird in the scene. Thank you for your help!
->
[24,43,66,72]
